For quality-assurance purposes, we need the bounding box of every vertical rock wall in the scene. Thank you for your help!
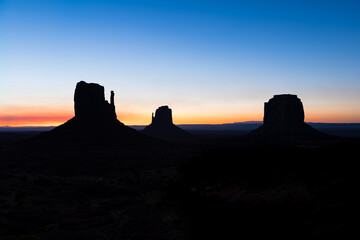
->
[264,94,304,126]
[74,81,116,121]
[151,106,173,126]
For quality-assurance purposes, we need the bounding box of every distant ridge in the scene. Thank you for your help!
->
[2,122,360,138]
[3,122,360,132]
[0,126,56,132]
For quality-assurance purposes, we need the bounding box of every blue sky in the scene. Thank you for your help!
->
[1,0,360,125]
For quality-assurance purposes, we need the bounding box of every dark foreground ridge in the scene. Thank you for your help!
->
[33,81,152,146]
[249,94,331,143]
[142,105,191,140]
[0,89,354,239]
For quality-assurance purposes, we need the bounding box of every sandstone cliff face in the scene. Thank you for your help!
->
[151,106,173,126]
[264,94,304,126]
[142,106,190,140]
[249,94,325,142]
[74,81,116,121]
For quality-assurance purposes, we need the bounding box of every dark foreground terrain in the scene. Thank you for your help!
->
[0,133,354,239]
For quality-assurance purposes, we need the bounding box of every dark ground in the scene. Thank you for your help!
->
[0,129,354,239]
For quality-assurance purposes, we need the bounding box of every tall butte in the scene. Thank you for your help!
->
[74,81,117,121]
[36,81,149,145]
[142,106,190,140]
[263,94,305,128]
[249,94,326,142]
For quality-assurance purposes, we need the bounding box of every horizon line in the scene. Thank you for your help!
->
[2,121,360,128]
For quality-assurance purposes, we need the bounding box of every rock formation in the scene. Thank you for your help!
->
[142,106,190,140]
[36,81,151,146]
[263,94,304,126]
[151,106,173,126]
[74,81,116,121]
[249,94,326,142]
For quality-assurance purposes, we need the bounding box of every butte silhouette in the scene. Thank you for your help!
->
[249,94,328,143]
[36,81,151,146]
[142,106,191,140]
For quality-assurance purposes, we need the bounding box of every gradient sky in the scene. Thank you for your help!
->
[1,0,360,126]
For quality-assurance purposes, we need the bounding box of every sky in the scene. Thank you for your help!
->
[1,0,360,126]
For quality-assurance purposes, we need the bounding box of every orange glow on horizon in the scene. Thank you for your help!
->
[172,113,263,125]
[0,106,73,127]
[0,113,73,127]
[1,104,360,127]
[1,111,360,127]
